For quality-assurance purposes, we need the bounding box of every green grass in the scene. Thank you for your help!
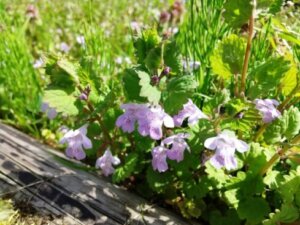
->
[0,0,168,138]
[177,0,230,98]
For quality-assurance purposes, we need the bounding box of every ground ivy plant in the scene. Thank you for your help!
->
[40,0,300,224]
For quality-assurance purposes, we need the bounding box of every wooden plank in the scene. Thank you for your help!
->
[0,172,79,225]
[0,123,199,225]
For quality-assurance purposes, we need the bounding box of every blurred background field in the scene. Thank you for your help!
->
[0,0,168,140]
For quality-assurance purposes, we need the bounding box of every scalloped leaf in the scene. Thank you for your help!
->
[210,34,246,80]
[223,0,253,28]
[43,89,79,116]
[137,71,161,104]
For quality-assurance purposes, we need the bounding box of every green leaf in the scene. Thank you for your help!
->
[257,0,284,14]
[163,40,182,73]
[56,58,80,84]
[210,34,246,80]
[223,0,253,28]
[264,107,300,143]
[221,99,260,134]
[209,209,241,225]
[146,166,173,193]
[205,162,229,189]
[280,54,298,96]
[237,197,270,224]
[43,89,79,116]
[163,75,197,114]
[145,47,162,71]
[248,57,290,98]
[264,170,284,189]
[278,167,300,203]
[282,107,300,140]
[112,153,139,183]
[203,89,230,115]
[137,71,161,104]
[244,143,269,175]
[178,199,203,219]
[263,203,299,225]
[122,68,145,102]
[45,55,79,93]
[134,29,161,64]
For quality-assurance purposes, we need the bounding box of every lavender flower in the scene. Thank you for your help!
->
[60,42,71,53]
[116,104,174,140]
[137,105,174,140]
[151,133,190,172]
[60,124,92,160]
[204,130,249,170]
[173,99,208,126]
[95,149,120,176]
[162,133,190,162]
[79,93,88,101]
[151,145,169,172]
[254,99,281,123]
[116,103,148,133]
[40,102,57,119]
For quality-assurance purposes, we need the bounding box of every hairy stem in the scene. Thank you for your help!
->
[77,85,114,149]
[278,84,300,112]
[240,0,256,97]
[253,123,268,141]
[260,135,300,175]
[234,73,239,97]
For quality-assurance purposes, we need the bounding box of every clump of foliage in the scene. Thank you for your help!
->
[3,0,300,224]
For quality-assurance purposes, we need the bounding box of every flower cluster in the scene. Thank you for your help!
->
[254,99,281,123]
[152,133,190,172]
[204,130,249,170]
[60,124,92,160]
[116,104,174,140]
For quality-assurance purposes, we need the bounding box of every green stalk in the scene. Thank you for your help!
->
[240,0,256,97]
[278,84,300,112]
[260,134,300,176]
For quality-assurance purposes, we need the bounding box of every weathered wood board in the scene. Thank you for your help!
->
[0,123,199,225]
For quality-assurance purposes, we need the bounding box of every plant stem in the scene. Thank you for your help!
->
[234,73,239,97]
[253,123,268,141]
[240,0,256,97]
[278,84,300,112]
[260,134,300,176]
[77,85,114,149]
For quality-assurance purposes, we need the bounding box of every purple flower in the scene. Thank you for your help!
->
[60,42,71,53]
[137,105,174,140]
[254,99,281,123]
[116,103,148,133]
[60,124,92,160]
[173,99,208,126]
[79,93,88,101]
[95,149,120,176]
[40,102,57,119]
[162,133,190,162]
[151,145,169,172]
[116,104,174,140]
[151,133,190,172]
[204,130,249,170]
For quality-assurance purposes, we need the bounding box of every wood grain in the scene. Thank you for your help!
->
[0,123,199,225]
